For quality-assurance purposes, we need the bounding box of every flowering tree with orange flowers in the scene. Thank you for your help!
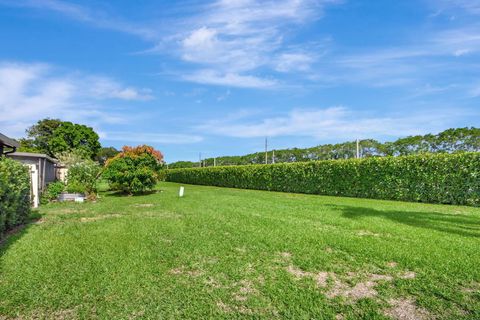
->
[103,145,164,194]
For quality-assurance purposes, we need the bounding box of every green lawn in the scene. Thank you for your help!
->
[1,182,479,319]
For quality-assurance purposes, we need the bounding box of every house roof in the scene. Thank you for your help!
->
[7,152,58,163]
[0,133,19,148]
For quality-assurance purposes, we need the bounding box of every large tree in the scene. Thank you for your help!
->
[21,119,101,158]
[48,122,101,159]
[19,118,62,154]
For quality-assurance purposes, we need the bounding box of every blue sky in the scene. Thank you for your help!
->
[0,0,479,162]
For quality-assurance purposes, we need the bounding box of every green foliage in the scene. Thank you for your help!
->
[48,122,101,159]
[67,160,101,195]
[103,146,163,194]
[17,138,41,153]
[166,152,480,206]
[41,181,65,204]
[169,127,480,168]
[0,157,31,237]
[168,161,197,169]
[65,181,87,194]
[23,118,62,155]
[22,119,101,158]
[95,147,120,165]
[55,149,91,167]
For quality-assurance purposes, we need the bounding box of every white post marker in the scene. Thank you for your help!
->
[179,186,185,197]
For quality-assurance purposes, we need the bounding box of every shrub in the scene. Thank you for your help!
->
[166,153,480,206]
[67,160,101,195]
[103,145,164,194]
[41,181,65,204]
[0,158,31,237]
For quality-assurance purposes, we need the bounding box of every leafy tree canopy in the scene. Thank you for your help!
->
[20,119,101,159]
[103,145,164,194]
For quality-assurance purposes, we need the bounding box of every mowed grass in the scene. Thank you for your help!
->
[0,182,479,319]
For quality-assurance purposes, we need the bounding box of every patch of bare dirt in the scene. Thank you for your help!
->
[231,279,258,302]
[169,266,203,277]
[5,308,79,320]
[461,281,480,293]
[216,301,253,315]
[286,265,313,279]
[384,298,430,320]
[399,271,416,279]
[356,230,381,237]
[204,277,223,289]
[235,247,247,254]
[387,261,398,268]
[79,214,121,223]
[329,280,378,301]
[279,252,292,259]
[132,203,154,207]
[327,272,396,301]
[325,247,334,253]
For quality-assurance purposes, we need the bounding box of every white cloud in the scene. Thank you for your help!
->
[183,70,277,89]
[171,0,339,87]
[199,106,475,139]
[0,62,152,137]
[274,53,315,72]
[103,132,203,144]
[0,0,157,40]
[86,77,153,101]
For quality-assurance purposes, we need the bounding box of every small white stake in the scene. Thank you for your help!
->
[179,186,185,197]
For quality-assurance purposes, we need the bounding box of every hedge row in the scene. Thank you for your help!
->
[166,153,480,206]
[0,157,31,237]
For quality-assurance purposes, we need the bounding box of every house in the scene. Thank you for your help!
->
[0,133,19,155]
[7,152,58,188]
[1,132,59,207]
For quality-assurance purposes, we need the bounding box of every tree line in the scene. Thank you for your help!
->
[168,127,480,168]
[18,118,119,165]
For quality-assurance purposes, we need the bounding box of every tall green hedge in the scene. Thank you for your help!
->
[166,153,480,206]
[0,157,31,237]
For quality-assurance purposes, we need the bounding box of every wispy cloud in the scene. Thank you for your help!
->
[182,70,277,89]
[0,62,153,137]
[0,0,158,40]
[103,132,203,144]
[199,106,477,139]
[164,0,340,88]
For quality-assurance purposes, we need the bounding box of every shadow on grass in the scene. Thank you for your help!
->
[106,190,160,197]
[328,205,480,238]
[0,212,42,256]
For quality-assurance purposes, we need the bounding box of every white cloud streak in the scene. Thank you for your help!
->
[0,0,158,40]
[0,62,153,137]
[103,132,203,144]
[199,106,476,139]
[170,0,339,88]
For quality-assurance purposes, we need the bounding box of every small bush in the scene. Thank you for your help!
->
[103,145,163,194]
[166,152,480,206]
[41,181,65,204]
[67,160,101,195]
[0,157,31,237]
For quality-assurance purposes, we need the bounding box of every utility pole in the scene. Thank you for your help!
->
[199,152,202,167]
[265,137,268,164]
[272,150,275,164]
[356,139,360,159]
[214,157,216,167]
